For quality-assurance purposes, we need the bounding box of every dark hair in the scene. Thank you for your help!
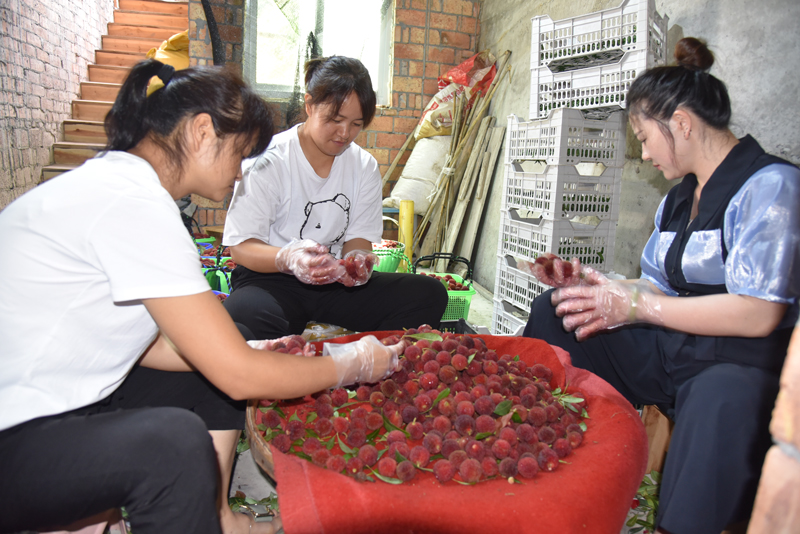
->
[627,37,731,134]
[304,56,376,127]
[104,59,274,171]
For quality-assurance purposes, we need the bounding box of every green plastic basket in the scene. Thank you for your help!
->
[428,272,476,321]
[372,240,407,273]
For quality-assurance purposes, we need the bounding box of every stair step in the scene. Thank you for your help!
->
[118,0,189,16]
[88,65,131,84]
[80,81,121,102]
[102,35,164,54]
[107,23,181,40]
[113,11,188,31]
[72,100,113,122]
[95,49,146,67]
[64,120,108,144]
[41,164,79,182]
[53,142,105,166]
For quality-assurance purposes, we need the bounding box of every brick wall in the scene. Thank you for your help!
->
[0,0,116,210]
[187,0,483,233]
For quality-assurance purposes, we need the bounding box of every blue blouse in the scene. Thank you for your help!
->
[640,163,800,324]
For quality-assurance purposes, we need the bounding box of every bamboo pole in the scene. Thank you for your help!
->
[380,129,417,192]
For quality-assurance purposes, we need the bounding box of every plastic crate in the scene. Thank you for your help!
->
[492,298,529,336]
[499,209,616,271]
[506,110,626,167]
[494,254,550,311]
[531,0,669,72]
[530,48,652,120]
[502,162,623,221]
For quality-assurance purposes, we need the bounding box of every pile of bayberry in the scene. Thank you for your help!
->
[419,273,471,292]
[256,325,587,485]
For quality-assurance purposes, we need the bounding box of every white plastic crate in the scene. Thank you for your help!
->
[492,298,529,336]
[530,49,651,120]
[531,0,669,72]
[506,110,625,167]
[502,162,623,221]
[499,209,616,271]
[495,254,549,312]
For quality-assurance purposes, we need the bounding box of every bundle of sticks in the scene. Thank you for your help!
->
[382,50,512,276]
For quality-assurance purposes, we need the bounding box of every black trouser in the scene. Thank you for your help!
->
[524,290,779,534]
[224,268,450,339]
[0,366,247,534]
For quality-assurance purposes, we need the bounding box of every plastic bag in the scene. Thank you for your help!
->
[438,49,497,99]
[146,30,190,96]
[415,83,469,140]
[382,135,452,215]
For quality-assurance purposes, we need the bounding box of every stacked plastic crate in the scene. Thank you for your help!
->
[492,0,668,335]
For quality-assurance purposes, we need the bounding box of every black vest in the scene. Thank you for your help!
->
[657,135,796,373]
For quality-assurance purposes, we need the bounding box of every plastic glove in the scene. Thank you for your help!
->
[247,335,316,357]
[337,249,379,287]
[551,279,663,341]
[275,239,345,285]
[323,335,404,387]
[520,253,584,287]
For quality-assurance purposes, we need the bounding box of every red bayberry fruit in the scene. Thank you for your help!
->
[413,394,432,413]
[420,372,439,390]
[345,429,366,448]
[448,450,468,469]
[567,431,583,448]
[346,456,365,475]
[538,447,560,472]
[451,353,468,371]
[387,429,406,444]
[377,457,397,478]
[271,433,292,453]
[404,345,421,362]
[528,406,547,427]
[370,391,386,407]
[423,360,441,375]
[330,388,349,406]
[466,360,483,376]
[263,410,281,429]
[403,380,420,397]
[433,459,456,482]
[481,457,499,477]
[456,400,475,417]
[517,455,539,479]
[491,439,511,459]
[553,438,572,458]
[388,441,410,460]
[475,414,496,435]
[474,395,495,415]
[406,421,424,441]
[517,424,537,444]
[421,433,442,455]
[433,415,452,435]
[401,405,420,424]
[311,449,330,466]
[538,426,557,444]
[302,437,322,455]
[498,427,518,444]
[436,351,452,367]
[332,416,349,434]
[363,411,382,431]
[358,445,379,467]
[530,364,552,381]
[410,445,431,468]
[441,439,461,459]
[465,439,486,461]
[459,458,483,483]
[350,407,368,420]
[326,455,346,473]
[498,457,518,478]
[442,339,459,352]
[421,349,437,363]
[483,360,499,375]
[438,365,458,384]
[380,379,399,398]
[286,420,305,441]
[437,396,456,417]
[396,460,417,482]
[454,414,475,437]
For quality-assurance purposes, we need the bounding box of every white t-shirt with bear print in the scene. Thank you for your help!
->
[223,124,382,259]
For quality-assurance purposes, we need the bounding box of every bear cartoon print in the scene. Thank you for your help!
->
[300,193,351,256]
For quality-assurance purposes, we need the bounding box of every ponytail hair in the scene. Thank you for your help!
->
[304,56,376,127]
[627,37,731,132]
[105,59,273,171]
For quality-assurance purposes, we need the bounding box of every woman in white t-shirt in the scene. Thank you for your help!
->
[223,56,448,339]
[0,59,401,534]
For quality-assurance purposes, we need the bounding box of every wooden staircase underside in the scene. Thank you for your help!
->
[41,0,188,181]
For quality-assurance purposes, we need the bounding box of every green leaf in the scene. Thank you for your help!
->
[512,412,523,424]
[259,406,270,413]
[467,353,476,364]
[578,421,587,432]
[513,355,520,361]
[236,438,251,454]
[403,332,443,342]
[559,395,585,404]
[348,389,357,399]
[273,406,286,418]
[626,514,638,527]
[366,428,382,441]
[295,451,311,461]
[553,387,562,395]
[395,451,409,463]
[306,412,318,424]
[566,403,579,413]
[581,408,590,419]
[432,388,451,406]
[494,399,513,416]
[383,415,409,436]
[368,468,404,485]
[289,412,302,422]
[475,431,494,440]
[256,423,267,432]
[337,436,355,454]
[629,527,644,533]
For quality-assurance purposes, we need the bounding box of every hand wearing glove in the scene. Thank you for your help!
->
[551,278,663,341]
[337,249,379,287]
[525,253,584,287]
[323,335,404,387]
[247,335,316,357]
[275,238,345,285]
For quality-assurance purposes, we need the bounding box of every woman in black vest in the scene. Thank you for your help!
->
[523,38,799,533]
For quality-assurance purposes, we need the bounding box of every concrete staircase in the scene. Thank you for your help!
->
[41,0,188,182]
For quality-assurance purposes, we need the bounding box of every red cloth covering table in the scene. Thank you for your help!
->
[252,332,647,534]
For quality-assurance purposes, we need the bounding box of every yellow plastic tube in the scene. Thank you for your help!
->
[399,200,414,264]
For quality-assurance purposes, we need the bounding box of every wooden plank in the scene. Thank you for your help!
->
[88,65,131,84]
[72,100,113,122]
[41,165,78,182]
[53,142,104,165]
[64,120,107,144]
[80,82,121,102]
[95,49,146,67]
[107,23,182,40]
[380,130,416,193]
[118,0,189,16]
[102,35,163,54]
[113,11,188,31]
[434,116,494,272]
[452,126,505,278]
